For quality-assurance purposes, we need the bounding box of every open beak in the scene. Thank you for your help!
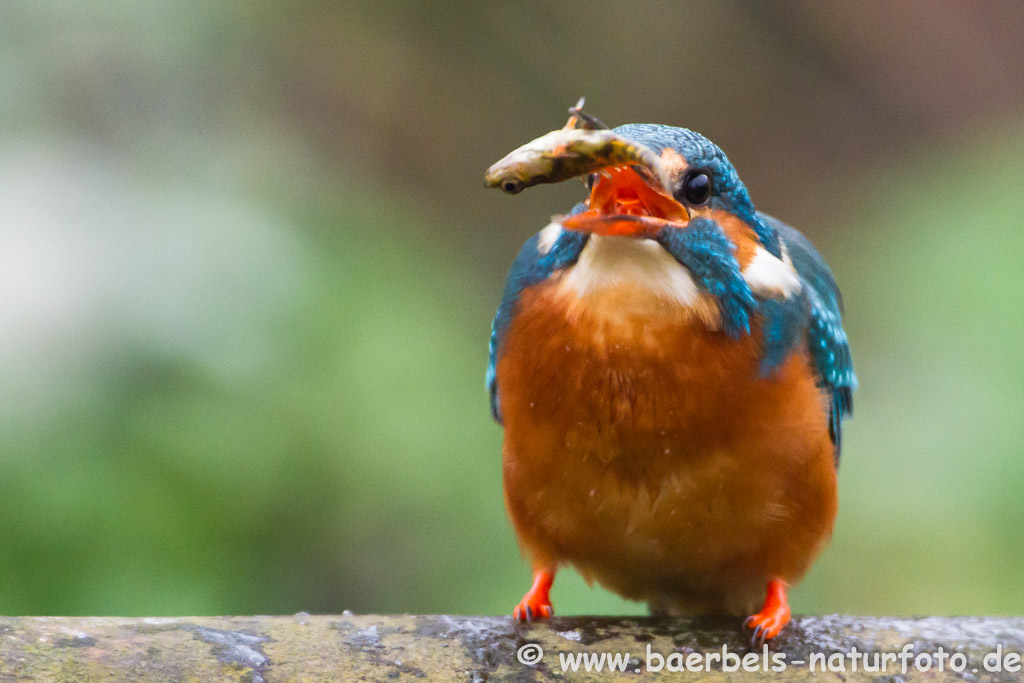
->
[560,163,689,238]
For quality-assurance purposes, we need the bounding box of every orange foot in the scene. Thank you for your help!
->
[513,568,555,622]
[743,579,791,645]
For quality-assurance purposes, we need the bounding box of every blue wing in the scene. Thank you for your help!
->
[759,213,857,459]
[487,211,590,424]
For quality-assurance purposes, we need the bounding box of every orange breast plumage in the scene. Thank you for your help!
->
[496,241,838,615]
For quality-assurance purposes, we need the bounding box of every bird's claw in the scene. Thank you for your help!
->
[744,614,781,647]
[743,579,791,646]
[513,601,553,623]
[512,569,555,623]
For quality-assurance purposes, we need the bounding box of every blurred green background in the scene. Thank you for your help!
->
[0,2,1022,617]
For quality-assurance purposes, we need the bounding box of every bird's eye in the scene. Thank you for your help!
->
[679,170,712,205]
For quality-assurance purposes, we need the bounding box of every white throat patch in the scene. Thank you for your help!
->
[562,234,700,308]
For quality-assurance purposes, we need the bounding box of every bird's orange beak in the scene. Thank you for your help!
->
[560,165,689,238]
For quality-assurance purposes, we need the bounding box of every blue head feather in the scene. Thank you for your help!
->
[612,124,781,258]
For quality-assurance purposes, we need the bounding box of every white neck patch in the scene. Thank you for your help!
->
[742,243,802,300]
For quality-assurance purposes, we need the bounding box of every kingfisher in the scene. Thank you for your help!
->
[484,110,856,643]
